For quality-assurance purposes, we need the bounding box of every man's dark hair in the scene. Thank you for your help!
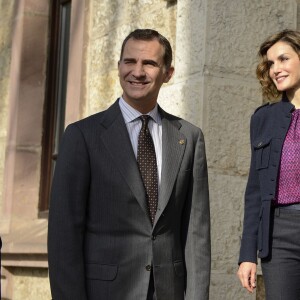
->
[120,29,173,70]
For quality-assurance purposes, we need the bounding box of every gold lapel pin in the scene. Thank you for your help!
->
[179,139,185,145]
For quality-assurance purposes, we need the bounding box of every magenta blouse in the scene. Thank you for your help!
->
[275,109,300,205]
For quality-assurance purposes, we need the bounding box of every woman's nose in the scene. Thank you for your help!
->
[272,62,282,75]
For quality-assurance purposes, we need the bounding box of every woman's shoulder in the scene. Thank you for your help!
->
[250,102,280,132]
[252,101,280,120]
[254,102,270,113]
[254,101,279,114]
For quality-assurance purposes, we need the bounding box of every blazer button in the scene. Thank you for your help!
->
[151,235,156,240]
[145,265,152,271]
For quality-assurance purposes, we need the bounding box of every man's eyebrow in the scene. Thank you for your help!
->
[142,59,159,66]
[122,58,136,62]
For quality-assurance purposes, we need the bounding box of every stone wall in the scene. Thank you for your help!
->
[86,1,298,299]
[85,0,177,115]
[204,1,296,299]
[0,0,299,299]
[0,0,14,232]
[0,1,51,299]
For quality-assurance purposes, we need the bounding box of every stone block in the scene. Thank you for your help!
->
[210,273,256,300]
[87,0,177,117]
[0,0,13,80]
[206,0,296,77]
[204,76,262,176]
[174,0,206,79]
[90,0,175,38]
[0,0,14,28]
[88,14,176,76]
[87,69,121,114]
[20,14,48,82]
[209,171,247,271]
[15,13,48,145]
[0,78,9,137]
[0,136,5,209]
[24,0,49,15]
[0,48,12,79]
[158,75,204,128]
[10,267,51,300]
[10,149,41,221]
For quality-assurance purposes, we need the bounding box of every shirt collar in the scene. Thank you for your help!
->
[119,97,161,124]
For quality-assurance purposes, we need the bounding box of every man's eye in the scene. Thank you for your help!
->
[144,61,157,66]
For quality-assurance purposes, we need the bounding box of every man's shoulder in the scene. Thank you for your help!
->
[159,108,204,144]
[159,107,201,130]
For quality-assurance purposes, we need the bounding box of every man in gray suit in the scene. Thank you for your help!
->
[48,28,210,300]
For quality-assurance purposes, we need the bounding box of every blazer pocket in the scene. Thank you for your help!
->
[173,260,185,277]
[254,138,271,170]
[85,263,118,281]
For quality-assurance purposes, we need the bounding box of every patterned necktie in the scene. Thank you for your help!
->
[137,115,158,225]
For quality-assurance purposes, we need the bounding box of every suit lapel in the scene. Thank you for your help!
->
[100,101,149,218]
[99,102,187,227]
[154,109,186,225]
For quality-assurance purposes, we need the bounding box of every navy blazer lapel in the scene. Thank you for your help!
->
[154,108,186,225]
[100,101,149,217]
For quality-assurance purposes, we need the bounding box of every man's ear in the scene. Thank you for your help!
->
[164,66,174,83]
[117,61,120,76]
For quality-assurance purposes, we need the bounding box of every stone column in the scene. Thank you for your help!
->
[159,0,298,299]
[159,0,207,127]
[204,0,296,299]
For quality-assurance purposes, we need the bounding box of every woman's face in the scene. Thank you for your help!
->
[267,41,300,95]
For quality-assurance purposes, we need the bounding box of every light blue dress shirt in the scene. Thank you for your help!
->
[119,97,162,187]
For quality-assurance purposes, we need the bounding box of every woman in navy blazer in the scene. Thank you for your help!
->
[237,29,300,300]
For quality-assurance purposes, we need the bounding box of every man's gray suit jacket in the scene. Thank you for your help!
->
[48,100,211,300]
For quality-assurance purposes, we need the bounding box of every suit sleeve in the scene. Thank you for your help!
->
[183,129,211,300]
[238,114,261,264]
[48,124,90,300]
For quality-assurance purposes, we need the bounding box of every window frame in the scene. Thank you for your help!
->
[39,0,72,215]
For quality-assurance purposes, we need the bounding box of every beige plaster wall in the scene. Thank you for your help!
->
[0,0,14,230]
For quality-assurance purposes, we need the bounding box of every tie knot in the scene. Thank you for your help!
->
[140,115,150,129]
[140,115,150,123]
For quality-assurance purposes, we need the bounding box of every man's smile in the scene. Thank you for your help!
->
[128,81,149,85]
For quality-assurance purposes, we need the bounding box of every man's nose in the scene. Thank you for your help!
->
[132,63,146,77]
